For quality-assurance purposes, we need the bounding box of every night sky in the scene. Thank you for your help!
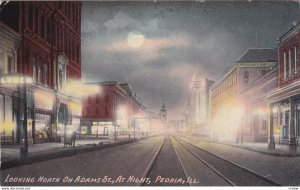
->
[81,1,300,119]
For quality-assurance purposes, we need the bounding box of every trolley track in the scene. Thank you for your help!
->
[172,136,282,186]
[140,136,189,186]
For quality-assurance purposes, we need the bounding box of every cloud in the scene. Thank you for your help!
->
[103,35,190,61]
[103,12,138,30]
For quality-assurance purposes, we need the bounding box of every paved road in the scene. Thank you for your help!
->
[146,136,188,186]
[1,136,164,186]
[181,136,300,186]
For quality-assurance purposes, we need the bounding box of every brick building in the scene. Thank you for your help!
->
[81,81,145,138]
[210,48,277,142]
[268,23,300,153]
[0,1,82,144]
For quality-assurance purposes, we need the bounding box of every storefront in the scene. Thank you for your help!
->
[34,89,54,143]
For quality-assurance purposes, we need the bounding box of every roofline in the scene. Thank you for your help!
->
[278,22,300,44]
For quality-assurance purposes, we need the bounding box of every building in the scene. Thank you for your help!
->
[210,48,277,142]
[192,78,214,127]
[159,104,167,122]
[0,1,82,144]
[268,23,300,153]
[0,21,22,144]
[239,49,278,143]
[81,81,145,139]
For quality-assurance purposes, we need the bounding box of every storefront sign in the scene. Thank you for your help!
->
[0,74,33,85]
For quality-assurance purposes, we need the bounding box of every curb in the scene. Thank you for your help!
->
[1,139,138,170]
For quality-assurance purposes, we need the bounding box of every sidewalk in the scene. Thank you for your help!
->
[182,135,300,157]
[1,135,138,170]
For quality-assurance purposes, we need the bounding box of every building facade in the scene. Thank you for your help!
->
[0,1,82,144]
[268,23,300,153]
[82,81,145,138]
[192,78,214,127]
[210,48,277,142]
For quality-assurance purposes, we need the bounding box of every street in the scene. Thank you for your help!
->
[1,134,299,186]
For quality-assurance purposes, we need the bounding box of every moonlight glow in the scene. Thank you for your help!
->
[127,31,145,48]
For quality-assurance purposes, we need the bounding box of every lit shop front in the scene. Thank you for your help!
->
[0,74,34,145]
[33,89,54,143]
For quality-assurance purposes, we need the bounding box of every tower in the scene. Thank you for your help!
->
[159,104,167,122]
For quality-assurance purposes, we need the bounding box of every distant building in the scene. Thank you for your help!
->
[268,22,300,153]
[159,104,167,122]
[210,48,277,142]
[192,78,214,127]
[81,81,145,138]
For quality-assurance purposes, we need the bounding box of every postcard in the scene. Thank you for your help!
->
[0,0,300,189]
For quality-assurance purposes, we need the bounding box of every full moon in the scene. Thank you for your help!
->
[127,31,145,48]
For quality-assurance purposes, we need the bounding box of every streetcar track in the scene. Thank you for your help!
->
[173,136,282,186]
[140,135,189,186]
[171,136,235,186]
[139,136,165,186]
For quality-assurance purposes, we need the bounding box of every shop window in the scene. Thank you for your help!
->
[244,70,249,83]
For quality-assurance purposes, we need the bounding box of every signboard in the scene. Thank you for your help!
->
[0,74,33,85]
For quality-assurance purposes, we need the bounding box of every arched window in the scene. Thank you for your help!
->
[244,70,249,83]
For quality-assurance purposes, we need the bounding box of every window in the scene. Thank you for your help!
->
[44,64,48,86]
[296,45,299,73]
[96,96,99,104]
[7,55,14,73]
[244,70,249,83]
[289,49,292,76]
[46,19,51,42]
[88,96,91,104]
[41,15,45,39]
[284,51,288,79]
[105,95,109,103]
[95,107,99,115]
[105,107,108,116]
[32,58,36,81]
[34,9,39,34]
[37,64,41,83]
[0,50,3,73]
[29,3,33,29]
